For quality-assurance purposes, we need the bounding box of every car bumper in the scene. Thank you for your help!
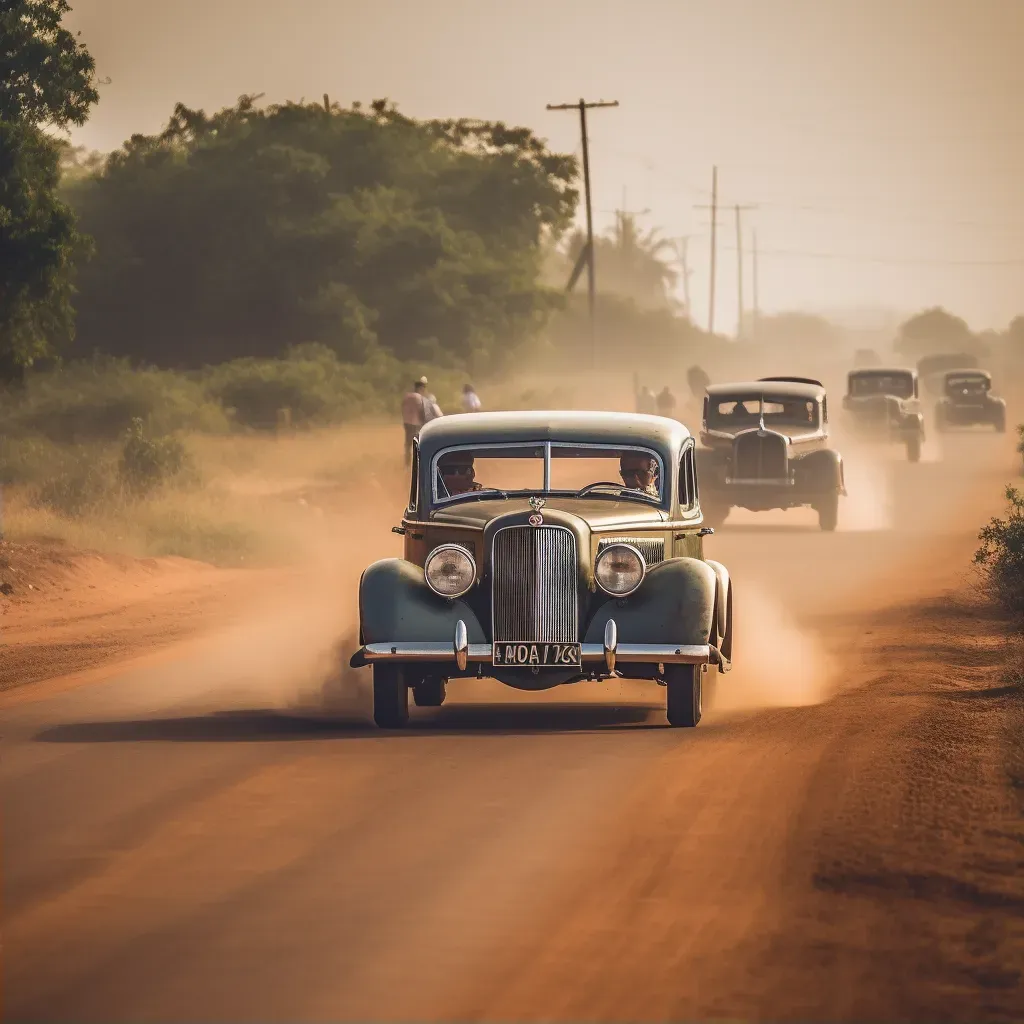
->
[350,618,721,672]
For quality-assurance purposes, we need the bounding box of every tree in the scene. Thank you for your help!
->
[65,97,578,369]
[895,306,974,358]
[0,0,98,127]
[0,0,98,373]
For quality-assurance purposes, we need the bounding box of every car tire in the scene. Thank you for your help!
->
[413,677,447,707]
[906,434,922,462]
[817,492,839,532]
[372,665,410,728]
[666,664,702,727]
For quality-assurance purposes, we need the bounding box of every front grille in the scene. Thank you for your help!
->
[733,432,788,479]
[492,526,578,643]
[599,536,665,566]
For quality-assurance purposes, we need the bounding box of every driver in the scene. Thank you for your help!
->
[438,451,483,496]
[619,453,659,497]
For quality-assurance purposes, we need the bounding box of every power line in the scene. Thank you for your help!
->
[734,203,757,339]
[546,98,619,370]
[716,245,1024,267]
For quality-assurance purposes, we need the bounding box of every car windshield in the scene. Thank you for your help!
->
[706,395,819,431]
[848,373,914,399]
[431,443,665,506]
[947,375,988,393]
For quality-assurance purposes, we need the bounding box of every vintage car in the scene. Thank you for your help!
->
[695,377,845,531]
[842,367,926,462]
[917,352,979,397]
[349,411,733,729]
[934,368,1006,432]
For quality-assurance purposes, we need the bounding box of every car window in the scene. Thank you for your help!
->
[678,445,697,512]
[706,396,818,430]
[431,443,665,505]
[849,374,914,399]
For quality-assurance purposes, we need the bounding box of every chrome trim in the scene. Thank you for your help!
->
[491,524,578,644]
[603,619,618,673]
[724,477,795,486]
[360,642,713,666]
[454,620,468,670]
[424,543,477,599]
[594,542,647,597]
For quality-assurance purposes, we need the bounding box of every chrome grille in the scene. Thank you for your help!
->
[733,432,787,479]
[492,526,577,643]
[598,536,665,566]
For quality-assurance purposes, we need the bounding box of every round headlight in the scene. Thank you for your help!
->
[424,544,476,598]
[595,543,646,597]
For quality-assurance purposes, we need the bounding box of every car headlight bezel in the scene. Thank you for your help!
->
[424,543,477,599]
[594,542,647,597]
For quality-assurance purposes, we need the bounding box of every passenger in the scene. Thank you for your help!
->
[619,453,659,497]
[438,451,484,496]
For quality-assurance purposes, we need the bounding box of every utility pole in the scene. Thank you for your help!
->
[547,98,620,370]
[733,203,757,340]
[752,229,760,341]
[693,166,718,335]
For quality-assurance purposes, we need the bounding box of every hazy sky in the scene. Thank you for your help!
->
[66,0,1024,334]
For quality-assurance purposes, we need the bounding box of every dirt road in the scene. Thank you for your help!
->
[3,432,1023,1021]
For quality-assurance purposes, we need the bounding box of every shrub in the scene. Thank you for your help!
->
[118,418,188,496]
[975,485,1024,613]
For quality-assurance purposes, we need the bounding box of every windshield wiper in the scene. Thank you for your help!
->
[573,487,661,505]
[439,488,510,506]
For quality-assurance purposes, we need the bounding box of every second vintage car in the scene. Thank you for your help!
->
[349,411,733,729]
[934,368,1006,432]
[696,377,846,531]
[842,367,926,462]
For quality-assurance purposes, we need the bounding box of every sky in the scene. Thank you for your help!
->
[66,0,1024,335]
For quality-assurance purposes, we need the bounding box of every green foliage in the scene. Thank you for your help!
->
[0,357,229,441]
[0,1,98,128]
[0,1,98,372]
[975,484,1024,613]
[0,121,87,370]
[65,97,577,369]
[118,417,188,496]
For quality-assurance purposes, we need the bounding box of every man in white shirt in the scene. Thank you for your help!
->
[462,384,482,413]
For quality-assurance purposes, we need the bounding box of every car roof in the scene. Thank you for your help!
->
[848,366,917,378]
[417,410,692,460]
[705,380,825,400]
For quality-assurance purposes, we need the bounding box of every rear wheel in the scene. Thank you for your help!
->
[906,433,922,462]
[372,665,409,728]
[413,677,447,707]
[816,492,839,532]
[666,664,702,727]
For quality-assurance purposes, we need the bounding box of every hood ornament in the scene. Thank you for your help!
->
[529,496,546,512]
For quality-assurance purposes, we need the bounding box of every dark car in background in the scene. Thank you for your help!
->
[917,352,980,397]
[935,369,1006,432]
[842,367,926,462]
[696,377,845,531]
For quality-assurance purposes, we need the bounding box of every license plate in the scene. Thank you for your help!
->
[492,642,582,668]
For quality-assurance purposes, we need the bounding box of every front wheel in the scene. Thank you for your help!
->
[666,664,702,727]
[372,665,409,728]
[816,492,839,532]
[906,434,922,462]
[413,677,447,707]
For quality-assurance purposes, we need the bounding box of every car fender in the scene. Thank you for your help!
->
[793,447,844,492]
[583,556,716,648]
[355,557,486,650]
[704,558,731,643]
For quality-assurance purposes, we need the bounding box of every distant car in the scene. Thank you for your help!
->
[696,377,846,531]
[842,367,926,462]
[350,411,734,729]
[853,348,881,368]
[917,352,979,397]
[935,369,1006,433]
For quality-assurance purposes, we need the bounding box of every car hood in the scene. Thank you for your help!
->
[429,497,668,529]
[703,425,819,444]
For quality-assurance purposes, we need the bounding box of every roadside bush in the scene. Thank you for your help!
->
[975,485,1024,613]
[33,445,119,517]
[0,357,230,442]
[118,418,189,496]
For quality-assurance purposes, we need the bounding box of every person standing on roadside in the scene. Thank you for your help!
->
[462,383,482,413]
[402,376,429,465]
[656,385,677,419]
